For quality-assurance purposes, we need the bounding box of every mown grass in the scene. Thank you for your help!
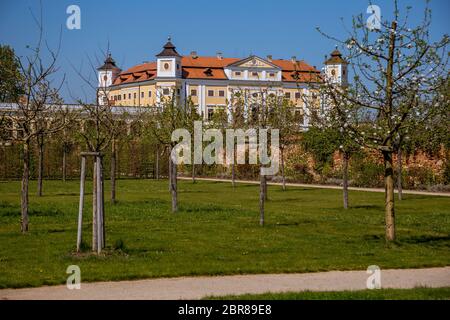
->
[0,179,449,288]
[205,287,450,300]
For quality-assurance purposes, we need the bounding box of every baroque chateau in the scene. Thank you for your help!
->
[97,38,347,126]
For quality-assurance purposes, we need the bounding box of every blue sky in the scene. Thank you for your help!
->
[1,0,448,102]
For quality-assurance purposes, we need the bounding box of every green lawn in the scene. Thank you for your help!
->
[0,179,449,288]
[205,287,450,300]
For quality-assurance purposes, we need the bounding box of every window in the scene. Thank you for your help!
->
[294,109,304,124]
[269,72,275,77]
[208,90,214,97]
[148,91,152,97]
[218,90,225,97]
[141,92,144,98]
[176,64,180,70]
[177,89,180,95]
[128,93,131,99]
[252,72,258,76]
[207,108,214,120]
[134,93,137,99]
[234,71,241,76]
[284,92,291,99]
[163,88,170,95]
[164,62,170,70]
[295,92,301,99]
[191,89,197,96]
[123,94,126,100]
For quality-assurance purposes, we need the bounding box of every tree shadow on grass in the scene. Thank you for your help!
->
[402,234,450,245]
[351,204,383,210]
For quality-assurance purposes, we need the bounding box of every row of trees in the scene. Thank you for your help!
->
[0,0,448,246]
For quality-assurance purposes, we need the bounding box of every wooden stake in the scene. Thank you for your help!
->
[96,156,102,254]
[76,156,86,252]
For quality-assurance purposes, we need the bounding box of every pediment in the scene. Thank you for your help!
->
[227,55,280,69]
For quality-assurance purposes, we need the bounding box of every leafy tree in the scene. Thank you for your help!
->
[0,45,23,103]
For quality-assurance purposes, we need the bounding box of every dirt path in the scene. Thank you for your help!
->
[179,177,450,197]
[1,267,449,300]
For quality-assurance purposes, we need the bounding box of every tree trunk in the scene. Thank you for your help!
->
[397,148,403,201]
[155,145,159,180]
[342,151,349,209]
[21,141,30,233]
[383,150,396,242]
[62,146,67,182]
[92,157,98,252]
[111,139,116,204]
[263,176,268,201]
[259,172,265,226]
[37,139,44,197]
[281,147,286,191]
[171,159,178,212]
[101,158,105,249]
[231,163,236,188]
[168,146,172,192]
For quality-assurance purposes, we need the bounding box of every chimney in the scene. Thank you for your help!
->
[267,54,272,62]
[190,51,198,59]
[217,52,223,60]
[291,56,297,63]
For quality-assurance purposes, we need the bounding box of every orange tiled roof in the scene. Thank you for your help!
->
[112,56,320,85]
[182,67,227,80]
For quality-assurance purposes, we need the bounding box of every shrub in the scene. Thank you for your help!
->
[350,155,384,188]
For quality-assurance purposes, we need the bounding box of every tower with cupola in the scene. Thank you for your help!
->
[324,47,348,86]
[156,37,182,79]
[97,53,121,105]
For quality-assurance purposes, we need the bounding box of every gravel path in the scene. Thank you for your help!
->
[179,177,450,197]
[1,267,449,300]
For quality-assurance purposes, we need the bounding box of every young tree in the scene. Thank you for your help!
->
[34,85,66,197]
[269,96,299,190]
[1,9,67,232]
[317,1,448,241]
[227,91,247,188]
[146,92,186,213]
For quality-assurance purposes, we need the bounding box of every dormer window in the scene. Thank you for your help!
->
[251,72,258,76]
[269,72,275,77]
[164,63,170,70]
[204,68,213,76]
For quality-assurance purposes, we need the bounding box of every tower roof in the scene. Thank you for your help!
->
[324,47,347,65]
[97,53,120,71]
[156,37,181,57]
